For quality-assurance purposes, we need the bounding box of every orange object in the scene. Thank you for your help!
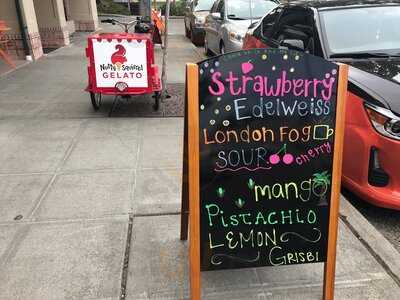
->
[151,9,165,34]
[186,63,201,300]
[323,64,348,300]
[0,20,16,68]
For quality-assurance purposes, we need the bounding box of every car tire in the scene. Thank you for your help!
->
[204,35,213,56]
[220,41,225,55]
[185,22,190,38]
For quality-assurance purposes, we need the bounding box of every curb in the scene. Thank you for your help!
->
[187,40,205,60]
[340,195,400,286]
[0,60,30,78]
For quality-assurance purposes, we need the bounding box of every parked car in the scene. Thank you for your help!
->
[204,0,279,55]
[184,0,215,46]
[242,0,400,210]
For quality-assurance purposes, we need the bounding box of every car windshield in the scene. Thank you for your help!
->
[194,0,214,11]
[320,6,400,57]
[227,0,277,20]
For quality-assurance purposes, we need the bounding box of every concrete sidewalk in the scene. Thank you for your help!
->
[0,18,399,300]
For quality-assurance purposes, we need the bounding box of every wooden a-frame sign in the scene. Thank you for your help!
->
[181,49,349,300]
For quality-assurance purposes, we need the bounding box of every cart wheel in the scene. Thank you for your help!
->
[153,92,160,111]
[90,92,102,111]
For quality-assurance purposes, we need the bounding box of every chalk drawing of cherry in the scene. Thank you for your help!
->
[269,154,280,165]
[283,153,294,164]
[241,61,254,74]
[269,144,294,165]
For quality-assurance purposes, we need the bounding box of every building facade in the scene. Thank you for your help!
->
[0,0,99,60]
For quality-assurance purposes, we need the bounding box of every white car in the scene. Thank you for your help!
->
[204,0,279,55]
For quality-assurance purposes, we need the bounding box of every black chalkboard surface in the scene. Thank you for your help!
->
[198,49,340,271]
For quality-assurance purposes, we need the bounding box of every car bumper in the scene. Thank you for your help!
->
[342,94,400,210]
[225,38,243,53]
[192,25,205,36]
[343,176,400,210]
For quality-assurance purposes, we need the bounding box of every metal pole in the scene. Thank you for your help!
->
[161,0,171,100]
[249,0,253,25]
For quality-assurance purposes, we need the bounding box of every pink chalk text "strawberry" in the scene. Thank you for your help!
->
[208,70,335,101]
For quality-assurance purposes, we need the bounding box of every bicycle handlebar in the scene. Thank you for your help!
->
[100,18,139,33]
[101,19,114,24]
[101,18,137,26]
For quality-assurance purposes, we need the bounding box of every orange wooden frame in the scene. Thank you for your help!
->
[187,63,201,300]
[323,63,349,300]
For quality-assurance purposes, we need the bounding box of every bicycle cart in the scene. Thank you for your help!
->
[85,18,162,115]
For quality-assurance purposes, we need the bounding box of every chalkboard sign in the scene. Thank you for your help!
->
[183,48,348,299]
[198,49,340,270]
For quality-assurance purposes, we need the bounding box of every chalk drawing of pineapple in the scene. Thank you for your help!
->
[312,171,331,197]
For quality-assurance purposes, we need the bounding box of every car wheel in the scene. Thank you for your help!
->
[204,35,212,56]
[220,41,225,54]
[185,23,190,38]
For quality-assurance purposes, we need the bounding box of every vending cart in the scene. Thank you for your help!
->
[85,19,162,115]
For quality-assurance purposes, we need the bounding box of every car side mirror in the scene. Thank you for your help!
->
[279,39,304,51]
[211,12,222,20]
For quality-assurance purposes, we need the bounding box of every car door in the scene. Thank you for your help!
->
[207,0,225,52]
[205,0,218,51]
[213,0,225,52]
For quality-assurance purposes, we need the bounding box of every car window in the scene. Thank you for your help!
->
[216,0,225,17]
[184,0,191,11]
[210,0,219,13]
[193,0,215,11]
[320,6,400,56]
[226,0,278,20]
[261,7,282,38]
[272,8,316,54]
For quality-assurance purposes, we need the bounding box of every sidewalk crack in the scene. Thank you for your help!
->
[120,213,134,300]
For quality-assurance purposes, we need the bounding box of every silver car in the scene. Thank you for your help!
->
[184,0,215,46]
[204,0,279,55]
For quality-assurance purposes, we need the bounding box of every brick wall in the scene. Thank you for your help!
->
[39,26,70,49]
[1,31,43,60]
[75,20,97,32]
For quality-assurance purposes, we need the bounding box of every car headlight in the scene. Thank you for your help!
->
[365,103,400,140]
[195,16,205,25]
[228,30,243,42]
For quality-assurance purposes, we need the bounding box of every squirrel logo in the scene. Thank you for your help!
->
[111,44,127,71]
